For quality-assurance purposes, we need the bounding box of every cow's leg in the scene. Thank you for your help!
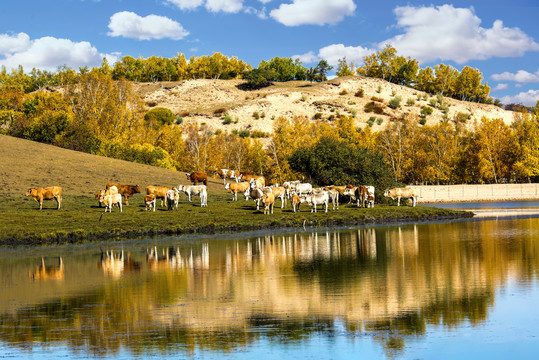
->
[397,197,401,206]
[119,201,123,212]
[39,198,43,210]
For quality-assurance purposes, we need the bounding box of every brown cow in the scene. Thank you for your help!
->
[26,186,62,210]
[106,183,141,205]
[186,172,208,186]
[146,185,172,207]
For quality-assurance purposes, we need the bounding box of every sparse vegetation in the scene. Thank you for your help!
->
[355,89,364,97]
[389,96,402,109]
[339,89,348,95]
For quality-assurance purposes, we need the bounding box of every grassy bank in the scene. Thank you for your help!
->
[0,135,472,246]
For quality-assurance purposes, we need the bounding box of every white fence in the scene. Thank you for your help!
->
[410,184,539,203]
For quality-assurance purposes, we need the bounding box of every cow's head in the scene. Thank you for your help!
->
[185,173,191,180]
[26,189,34,196]
[133,185,141,193]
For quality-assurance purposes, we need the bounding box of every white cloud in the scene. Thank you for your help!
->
[0,33,31,56]
[165,0,204,11]
[270,0,356,26]
[166,0,244,13]
[318,44,373,67]
[492,83,509,91]
[385,5,539,64]
[292,51,319,64]
[294,44,374,66]
[0,33,116,72]
[492,69,539,83]
[206,0,243,13]
[501,90,539,107]
[108,11,189,40]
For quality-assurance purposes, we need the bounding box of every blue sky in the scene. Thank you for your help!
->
[1,0,538,105]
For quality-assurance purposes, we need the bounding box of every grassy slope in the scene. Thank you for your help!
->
[0,135,472,245]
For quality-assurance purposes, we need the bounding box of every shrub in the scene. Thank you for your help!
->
[376,117,383,125]
[376,85,382,93]
[339,89,348,95]
[388,96,402,109]
[367,118,375,127]
[251,130,268,138]
[252,111,260,119]
[364,102,375,113]
[406,98,415,106]
[419,118,427,125]
[350,108,357,118]
[313,112,323,120]
[371,96,384,102]
[175,116,183,125]
[144,107,175,126]
[222,113,233,125]
[146,101,157,107]
[238,129,250,138]
[355,89,364,97]
[455,112,471,123]
[421,106,433,117]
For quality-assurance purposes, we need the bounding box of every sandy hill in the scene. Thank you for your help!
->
[135,76,514,135]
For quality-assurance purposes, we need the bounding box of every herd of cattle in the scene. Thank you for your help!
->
[25,168,418,213]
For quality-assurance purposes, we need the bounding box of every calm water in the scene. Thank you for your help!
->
[1,213,539,359]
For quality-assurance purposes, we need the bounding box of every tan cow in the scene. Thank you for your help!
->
[270,185,287,208]
[146,185,172,207]
[261,193,275,215]
[384,187,417,207]
[225,181,250,201]
[26,186,62,210]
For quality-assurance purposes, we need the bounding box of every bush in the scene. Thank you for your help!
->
[350,108,357,118]
[421,106,433,117]
[252,111,260,120]
[313,112,323,120]
[339,89,348,95]
[364,102,385,114]
[222,113,233,125]
[144,107,175,126]
[455,112,471,123]
[238,129,250,138]
[355,89,364,97]
[213,108,227,116]
[371,96,384,102]
[406,98,415,106]
[376,117,383,125]
[388,96,402,109]
[419,118,427,125]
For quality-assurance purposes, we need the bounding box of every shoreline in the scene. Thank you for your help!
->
[0,208,473,247]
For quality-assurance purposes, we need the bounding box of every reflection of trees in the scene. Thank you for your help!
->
[0,219,538,356]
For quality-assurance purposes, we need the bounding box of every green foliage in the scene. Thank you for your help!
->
[252,111,260,120]
[288,137,395,190]
[242,68,275,89]
[389,96,402,109]
[222,113,233,125]
[406,98,415,106]
[99,142,176,169]
[336,57,355,77]
[144,107,175,126]
[257,57,307,82]
[421,106,433,117]
[376,117,384,125]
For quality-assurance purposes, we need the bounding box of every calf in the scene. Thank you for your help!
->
[384,187,417,207]
[166,189,180,211]
[245,186,272,211]
[291,194,307,213]
[177,185,207,207]
[261,193,275,215]
[144,194,156,212]
[26,186,62,210]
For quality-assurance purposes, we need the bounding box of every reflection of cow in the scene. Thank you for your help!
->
[26,186,62,210]
[31,257,64,280]
[384,187,417,207]
[99,250,140,278]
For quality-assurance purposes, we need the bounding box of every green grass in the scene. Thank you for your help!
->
[0,135,472,245]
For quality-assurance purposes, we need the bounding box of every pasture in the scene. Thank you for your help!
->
[0,135,469,245]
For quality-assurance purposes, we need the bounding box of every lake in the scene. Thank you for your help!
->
[1,209,539,359]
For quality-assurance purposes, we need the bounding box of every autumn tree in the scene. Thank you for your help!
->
[336,57,355,77]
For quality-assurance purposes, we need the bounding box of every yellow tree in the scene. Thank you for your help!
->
[473,117,517,183]
[67,73,144,144]
[512,117,539,181]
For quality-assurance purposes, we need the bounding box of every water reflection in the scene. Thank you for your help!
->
[1,218,539,358]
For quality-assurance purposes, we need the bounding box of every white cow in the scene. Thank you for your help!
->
[100,193,122,212]
[166,189,179,211]
[177,185,208,207]
[384,187,417,207]
[303,191,329,213]
[245,186,272,211]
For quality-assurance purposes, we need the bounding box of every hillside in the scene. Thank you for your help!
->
[135,76,515,135]
[0,134,223,198]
